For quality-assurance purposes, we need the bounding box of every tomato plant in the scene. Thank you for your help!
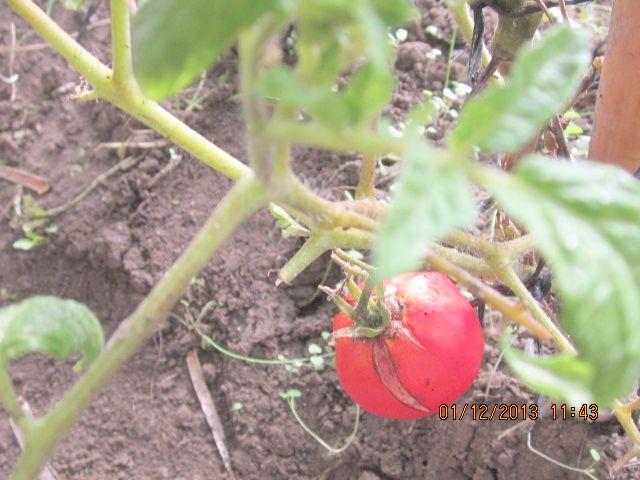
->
[333,272,484,419]
[1,0,640,478]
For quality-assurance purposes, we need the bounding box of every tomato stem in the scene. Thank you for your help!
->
[375,284,391,328]
[346,278,363,303]
[318,286,356,319]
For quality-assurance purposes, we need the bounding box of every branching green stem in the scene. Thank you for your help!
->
[492,263,574,352]
[446,230,537,262]
[10,176,265,480]
[278,229,374,285]
[6,0,249,181]
[425,252,552,340]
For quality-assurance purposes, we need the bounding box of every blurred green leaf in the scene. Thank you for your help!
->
[12,237,43,251]
[451,25,591,154]
[564,123,584,136]
[268,202,309,237]
[0,296,104,372]
[60,0,83,10]
[373,142,475,280]
[279,389,302,399]
[503,345,594,407]
[369,0,415,27]
[309,355,324,370]
[133,0,279,99]
[484,157,640,403]
[258,0,414,130]
[258,62,392,130]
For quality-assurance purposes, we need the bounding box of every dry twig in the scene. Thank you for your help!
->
[0,166,50,195]
[186,350,236,480]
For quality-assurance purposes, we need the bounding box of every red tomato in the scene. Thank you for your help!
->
[333,272,484,419]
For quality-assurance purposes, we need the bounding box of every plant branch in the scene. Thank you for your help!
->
[109,0,136,94]
[355,151,378,200]
[492,263,574,352]
[265,121,405,158]
[278,228,373,285]
[6,0,250,181]
[445,230,537,262]
[613,400,640,444]
[6,0,113,92]
[425,252,552,340]
[10,175,266,480]
[355,117,380,199]
[622,398,640,414]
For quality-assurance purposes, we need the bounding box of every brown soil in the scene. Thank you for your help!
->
[0,1,636,479]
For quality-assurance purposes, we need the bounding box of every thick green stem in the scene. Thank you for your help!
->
[266,121,405,158]
[612,400,640,446]
[355,151,378,200]
[278,228,373,284]
[109,0,137,96]
[277,236,332,285]
[6,0,113,92]
[446,230,537,262]
[10,176,266,480]
[355,117,380,199]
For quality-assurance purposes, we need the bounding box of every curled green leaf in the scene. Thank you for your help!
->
[0,296,104,372]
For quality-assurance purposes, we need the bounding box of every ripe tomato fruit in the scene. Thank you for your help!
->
[333,272,484,419]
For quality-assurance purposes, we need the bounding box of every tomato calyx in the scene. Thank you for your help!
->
[322,278,393,343]
[325,277,432,413]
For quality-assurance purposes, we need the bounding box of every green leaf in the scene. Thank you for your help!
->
[268,202,309,237]
[564,123,584,136]
[307,343,322,355]
[257,63,392,130]
[0,296,104,372]
[373,142,475,280]
[13,237,42,251]
[279,389,302,399]
[60,0,83,10]
[503,345,594,407]
[451,25,591,154]
[132,0,279,99]
[309,355,324,370]
[590,449,601,462]
[369,0,415,27]
[484,157,640,403]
